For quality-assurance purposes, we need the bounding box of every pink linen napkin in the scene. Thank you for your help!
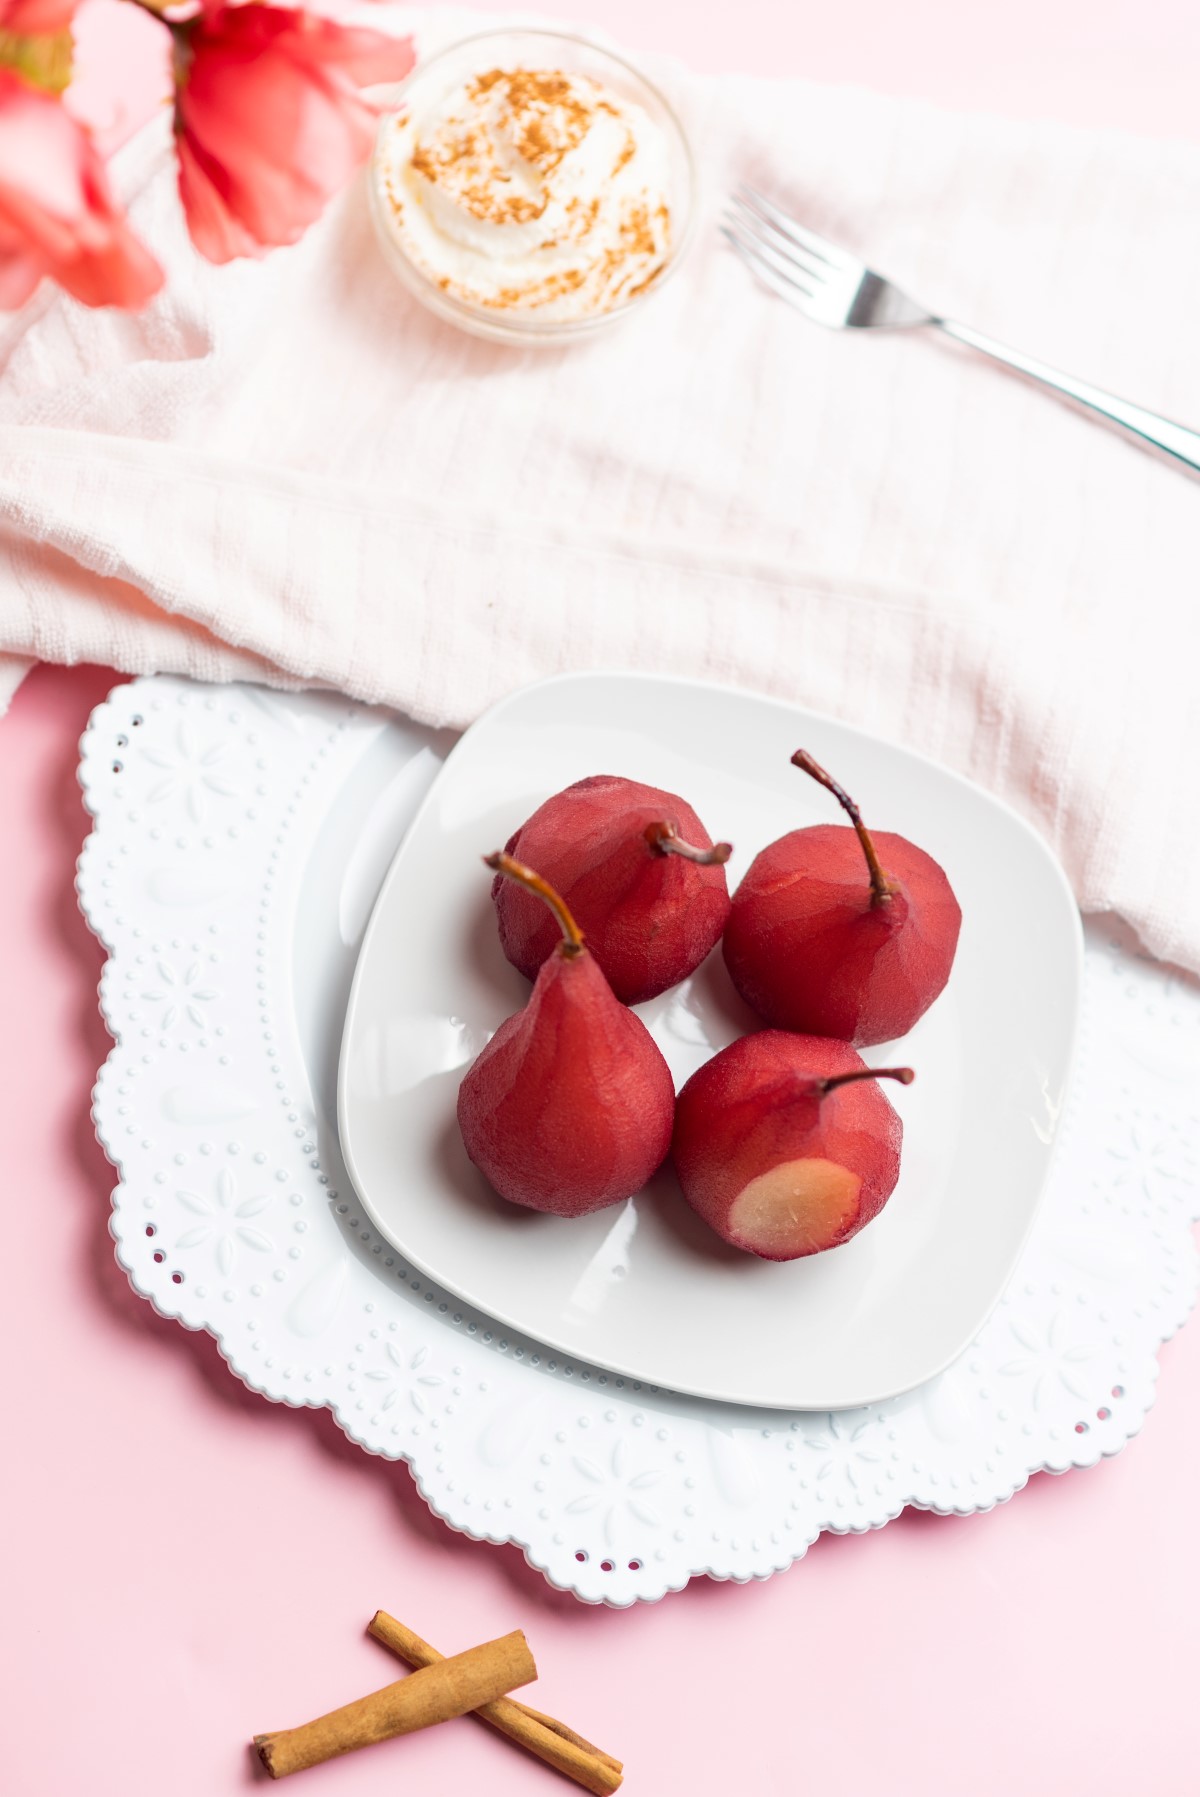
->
[2,8,1200,975]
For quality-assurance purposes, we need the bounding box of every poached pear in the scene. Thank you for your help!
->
[494,775,732,1005]
[722,750,961,1046]
[459,852,676,1216]
[672,1030,913,1259]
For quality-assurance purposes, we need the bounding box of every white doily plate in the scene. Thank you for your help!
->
[78,677,1200,1606]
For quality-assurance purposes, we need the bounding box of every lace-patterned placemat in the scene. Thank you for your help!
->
[77,677,1200,1605]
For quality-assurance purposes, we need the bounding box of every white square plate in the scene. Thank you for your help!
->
[338,674,1082,1408]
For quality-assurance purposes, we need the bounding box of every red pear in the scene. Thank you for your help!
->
[672,1031,913,1260]
[722,750,961,1045]
[459,852,676,1216]
[494,775,732,1005]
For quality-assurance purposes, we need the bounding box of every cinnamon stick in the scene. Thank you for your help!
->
[254,1629,535,1779]
[368,1611,623,1795]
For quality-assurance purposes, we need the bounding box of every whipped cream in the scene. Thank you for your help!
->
[375,65,674,320]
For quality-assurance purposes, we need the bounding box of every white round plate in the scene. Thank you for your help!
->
[338,672,1083,1409]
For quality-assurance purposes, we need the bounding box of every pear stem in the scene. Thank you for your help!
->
[791,749,897,907]
[485,852,586,956]
[818,1066,915,1095]
[644,820,732,866]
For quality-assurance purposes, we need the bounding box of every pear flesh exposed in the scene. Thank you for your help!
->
[672,1030,912,1260]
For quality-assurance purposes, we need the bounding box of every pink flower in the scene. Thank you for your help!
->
[173,4,414,263]
[0,0,76,30]
[0,69,164,310]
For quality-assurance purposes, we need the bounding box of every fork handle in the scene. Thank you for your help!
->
[935,319,1200,476]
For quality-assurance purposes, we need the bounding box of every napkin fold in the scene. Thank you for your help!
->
[3,8,1200,975]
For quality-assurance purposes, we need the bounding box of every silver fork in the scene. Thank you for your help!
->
[724,186,1200,477]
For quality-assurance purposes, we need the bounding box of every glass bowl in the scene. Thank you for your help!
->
[367,29,696,347]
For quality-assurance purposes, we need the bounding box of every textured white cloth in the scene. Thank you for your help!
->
[2,10,1200,973]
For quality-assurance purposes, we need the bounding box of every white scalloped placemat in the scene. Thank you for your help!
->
[77,677,1200,1606]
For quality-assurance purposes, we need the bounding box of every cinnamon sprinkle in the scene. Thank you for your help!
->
[484,267,587,311]
[612,133,636,177]
[383,63,674,318]
[619,202,655,258]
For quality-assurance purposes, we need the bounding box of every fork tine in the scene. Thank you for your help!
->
[726,193,831,284]
[735,185,858,274]
[722,217,817,298]
[725,197,832,288]
[720,224,817,309]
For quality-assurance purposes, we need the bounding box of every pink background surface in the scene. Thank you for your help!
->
[5,5,1200,1794]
